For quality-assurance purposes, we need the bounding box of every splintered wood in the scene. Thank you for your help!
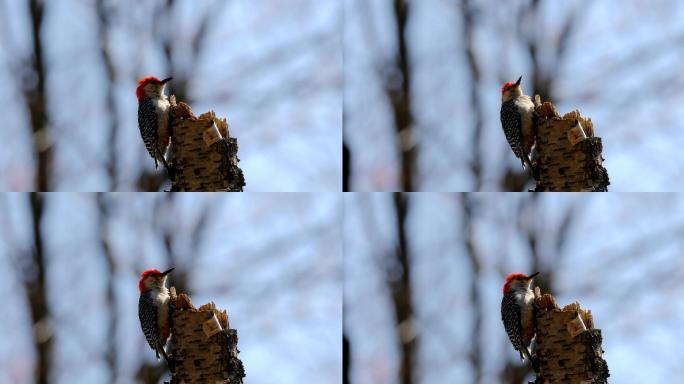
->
[169,99,245,192]
[532,288,609,384]
[168,291,245,384]
[533,99,609,192]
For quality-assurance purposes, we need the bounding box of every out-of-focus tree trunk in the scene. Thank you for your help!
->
[460,194,483,383]
[460,0,487,190]
[343,332,350,384]
[96,194,118,383]
[387,0,416,192]
[26,0,51,191]
[388,192,415,384]
[343,141,351,191]
[96,0,120,189]
[26,193,52,384]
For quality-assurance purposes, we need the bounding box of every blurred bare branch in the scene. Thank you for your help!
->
[343,332,350,384]
[460,194,484,383]
[96,0,121,189]
[96,193,118,383]
[460,0,486,190]
[25,193,52,384]
[386,0,417,191]
[388,192,416,384]
[25,0,51,191]
[343,140,351,191]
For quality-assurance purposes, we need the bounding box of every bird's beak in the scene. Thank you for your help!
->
[161,268,175,276]
[515,76,522,86]
[160,77,173,84]
[527,272,539,280]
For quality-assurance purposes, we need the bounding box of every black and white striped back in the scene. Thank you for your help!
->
[138,98,159,166]
[501,293,524,359]
[138,293,161,358]
[500,99,525,165]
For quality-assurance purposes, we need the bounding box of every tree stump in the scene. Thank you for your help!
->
[532,288,609,384]
[167,289,245,384]
[533,98,609,191]
[168,98,245,192]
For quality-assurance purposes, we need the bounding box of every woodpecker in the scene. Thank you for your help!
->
[136,76,173,170]
[138,267,174,364]
[501,271,539,364]
[500,76,535,169]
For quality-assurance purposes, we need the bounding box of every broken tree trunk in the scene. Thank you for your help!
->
[167,289,245,384]
[167,97,246,192]
[533,98,609,191]
[532,288,609,384]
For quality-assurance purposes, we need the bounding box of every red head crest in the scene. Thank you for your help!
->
[502,272,539,294]
[136,76,172,101]
[139,267,174,292]
[139,268,162,292]
[501,82,516,94]
[501,75,523,95]
[136,76,161,101]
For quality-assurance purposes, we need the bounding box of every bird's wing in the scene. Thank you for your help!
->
[137,99,160,162]
[138,294,160,358]
[501,294,524,358]
[500,102,527,167]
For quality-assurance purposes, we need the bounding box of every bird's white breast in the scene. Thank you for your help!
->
[514,96,534,136]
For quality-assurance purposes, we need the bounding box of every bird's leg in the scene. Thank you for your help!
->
[158,341,174,372]
[523,346,539,373]
[528,147,540,181]
[156,147,175,182]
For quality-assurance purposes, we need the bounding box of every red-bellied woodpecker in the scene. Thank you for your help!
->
[500,76,535,169]
[136,76,173,170]
[501,271,539,364]
[138,267,174,364]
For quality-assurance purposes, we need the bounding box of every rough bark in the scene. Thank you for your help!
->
[167,290,245,384]
[168,99,245,192]
[533,99,610,191]
[531,288,609,384]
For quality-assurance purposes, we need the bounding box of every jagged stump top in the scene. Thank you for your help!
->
[532,288,609,384]
[533,100,609,192]
[169,98,245,192]
[168,290,245,384]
